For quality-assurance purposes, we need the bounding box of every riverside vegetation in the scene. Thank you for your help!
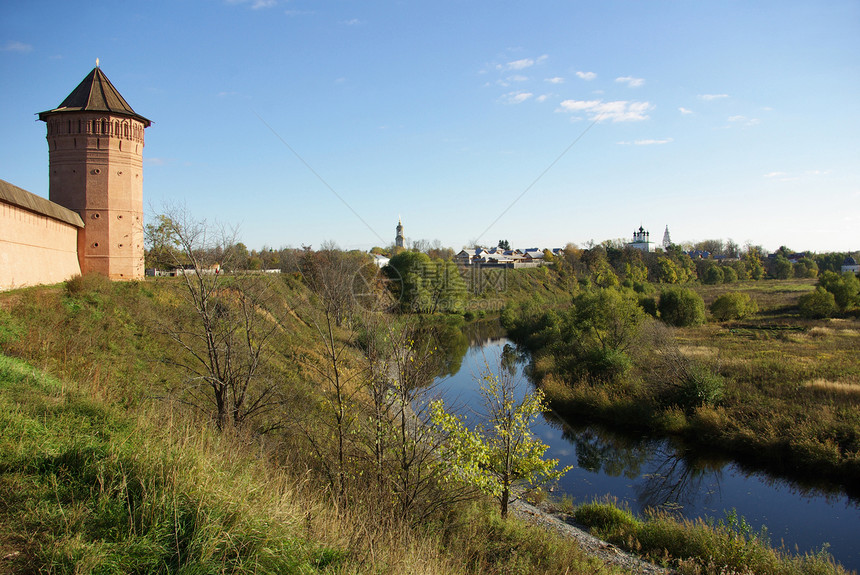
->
[0,233,857,573]
[500,275,860,490]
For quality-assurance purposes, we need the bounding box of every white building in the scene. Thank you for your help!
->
[626,226,656,252]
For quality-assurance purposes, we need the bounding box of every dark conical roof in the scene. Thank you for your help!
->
[38,66,151,127]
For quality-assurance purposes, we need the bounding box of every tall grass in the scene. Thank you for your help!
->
[503,280,860,487]
[0,279,622,574]
[573,499,849,575]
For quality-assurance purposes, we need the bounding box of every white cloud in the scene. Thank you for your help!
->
[764,171,798,182]
[342,18,361,25]
[2,40,33,52]
[678,107,693,115]
[499,54,547,71]
[558,99,653,122]
[535,94,549,103]
[616,76,644,88]
[728,115,761,126]
[505,58,535,71]
[699,93,729,101]
[546,77,565,84]
[508,74,528,83]
[225,0,278,8]
[618,138,674,146]
[576,71,596,81]
[502,91,534,104]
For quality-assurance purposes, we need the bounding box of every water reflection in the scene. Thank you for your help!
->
[432,327,860,570]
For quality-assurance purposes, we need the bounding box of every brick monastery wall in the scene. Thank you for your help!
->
[0,200,81,291]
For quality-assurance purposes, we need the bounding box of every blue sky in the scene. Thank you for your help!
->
[2,1,858,253]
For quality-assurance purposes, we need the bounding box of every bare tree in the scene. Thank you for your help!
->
[293,244,370,506]
[159,207,284,431]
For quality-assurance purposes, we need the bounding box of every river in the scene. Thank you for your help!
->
[431,329,860,572]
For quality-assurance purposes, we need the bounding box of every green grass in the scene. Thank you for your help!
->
[573,500,849,575]
[0,352,338,574]
[504,279,860,487]
[0,278,626,575]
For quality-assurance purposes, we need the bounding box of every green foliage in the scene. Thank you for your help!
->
[702,264,724,285]
[772,255,794,280]
[658,287,706,327]
[721,265,738,283]
[795,257,819,279]
[144,214,182,269]
[431,368,570,518]
[639,295,658,317]
[710,292,759,321]
[655,256,681,283]
[798,287,837,319]
[591,259,619,288]
[386,250,467,313]
[818,271,860,312]
[624,261,649,283]
[729,260,749,280]
[676,363,726,409]
[560,288,645,382]
[744,252,765,280]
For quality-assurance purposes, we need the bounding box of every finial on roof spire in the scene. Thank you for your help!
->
[96,58,100,67]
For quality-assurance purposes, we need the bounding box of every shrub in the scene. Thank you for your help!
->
[818,271,860,311]
[710,292,758,321]
[721,265,738,283]
[702,264,724,285]
[798,287,837,318]
[65,272,112,297]
[658,287,706,327]
[574,500,640,537]
[678,364,725,409]
[639,295,658,317]
[772,255,794,279]
[580,348,632,382]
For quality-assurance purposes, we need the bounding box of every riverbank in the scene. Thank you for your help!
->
[510,499,669,575]
[433,331,859,573]
[499,280,860,491]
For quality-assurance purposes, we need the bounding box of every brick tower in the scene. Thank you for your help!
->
[38,64,151,280]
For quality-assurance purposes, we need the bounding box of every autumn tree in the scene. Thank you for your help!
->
[144,214,181,270]
[431,365,569,519]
